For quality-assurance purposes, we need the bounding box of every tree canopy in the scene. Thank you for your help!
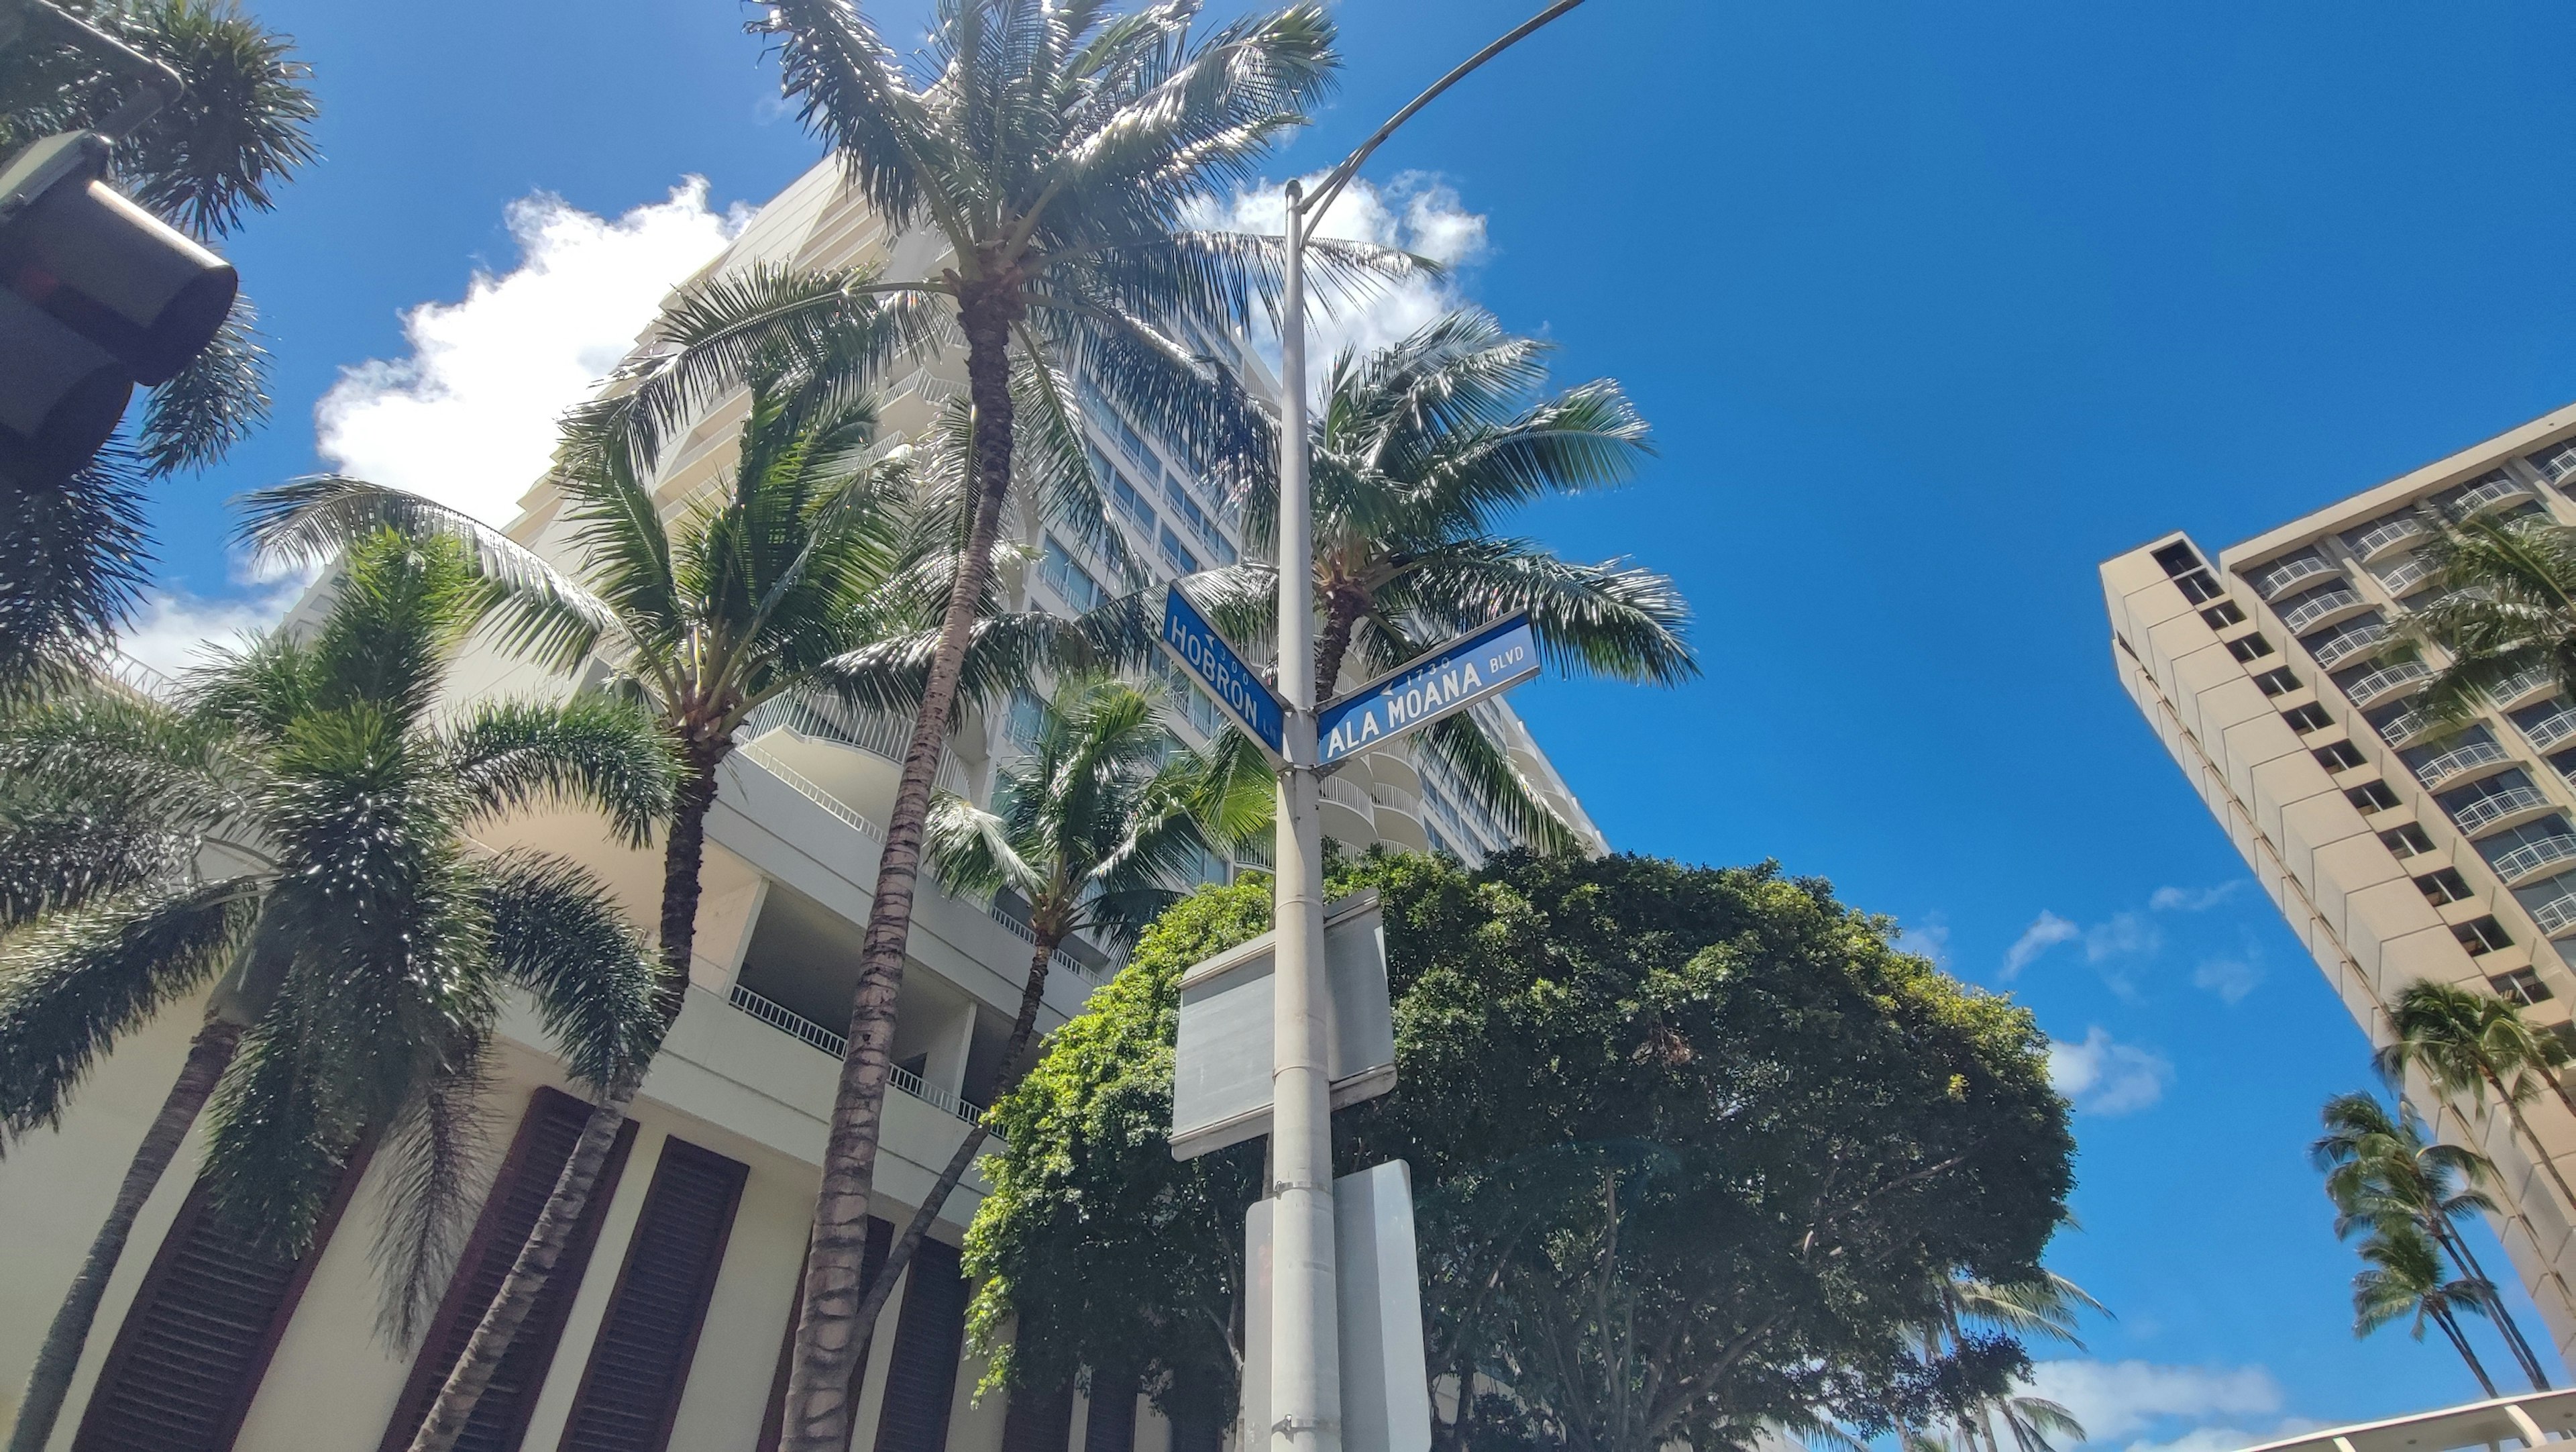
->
[965,848,2075,1451]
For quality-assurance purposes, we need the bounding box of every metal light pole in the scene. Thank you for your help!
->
[1265,7,1590,1451]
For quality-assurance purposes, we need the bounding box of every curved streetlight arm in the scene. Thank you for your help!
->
[1295,0,1591,229]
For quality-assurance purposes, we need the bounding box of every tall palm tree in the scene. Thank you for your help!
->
[747,5,1409,1438]
[2391,499,2576,727]
[1187,309,1695,847]
[0,529,671,1452]
[2313,1091,2551,1390]
[245,280,1061,1451]
[2377,980,2576,1233]
[2354,1223,2503,1398]
[1,0,318,694]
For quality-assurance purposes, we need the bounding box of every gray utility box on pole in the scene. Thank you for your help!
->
[1243,1161,1432,1452]
[1168,891,1395,1161]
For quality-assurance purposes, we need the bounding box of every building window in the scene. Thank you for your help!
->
[1005,687,1045,749]
[1093,448,1157,530]
[1038,534,1105,611]
[1159,524,1199,576]
[1163,478,1236,564]
[2314,740,2367,772]
[2227,634,2275,662]
[2455,917,2513,955]
[2253,668,2301,697]
[2349,780,2402,812]
[2284,703,2334,733]
[2379,823,2436,858]
[2491,966,2553,1006]
[2153,542,2204,576]
[2174,570,2224,604]
[2202,601,2247,629]
[2416,868,2473,905]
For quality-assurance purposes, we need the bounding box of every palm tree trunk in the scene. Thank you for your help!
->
[2432,1304,2502,1398]
[1313,586,1361,694]
[2482,1069,2576,1226]
[398,745,724,1452]
[782,280,1025,1452]
[9,1018,243,1452]
[2437,1223,2551,1390]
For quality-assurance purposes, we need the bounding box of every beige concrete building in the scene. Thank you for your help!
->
[2104,402,2576,1367]
[0,158,1600,1451]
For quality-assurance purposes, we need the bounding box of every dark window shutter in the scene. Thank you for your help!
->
[70,1150,368,1452]
[1083,1375,1138,1452]
[1167,1406,1225,1452]
[553,1136,749,1452]
[378,1087,640,1452]
[871,1239,968,1452]
[755,1217,894,1452]
[998,1384,1073,1452]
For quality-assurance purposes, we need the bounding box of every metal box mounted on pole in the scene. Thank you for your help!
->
[1169,892,1395,1161]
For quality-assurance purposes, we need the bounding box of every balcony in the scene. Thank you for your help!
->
[2496,835,2576,886]
[2344,660,2432,708]
[2454,784,2555,837]
[2281,587,2369,635]
[2532,892,2576,939]
[2375,556,2436,597]
[2452,474,2532,515]
[2524,709,2576,753]
[2489,668,2559,709]
[2307,622,2391,670]
[2374,709,2438,747]
[2351,517,2424,561]
[727,982,987,1123]
[2253,555,2337,600]
[2415,739,2512,791]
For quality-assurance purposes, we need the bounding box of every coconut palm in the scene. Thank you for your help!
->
[0,529,670,1452]
[2355,1222,2504,1397]
[2313,1091,2551,1390]
[1,0,318,694]
[1917,1269,2100,1452]
[1184,309,1695,848]
[745,5,1412,1436]
[2388,499,2576,727]
[2377,980,2576,1231]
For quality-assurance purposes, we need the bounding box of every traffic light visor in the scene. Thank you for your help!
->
[7,172,236,386]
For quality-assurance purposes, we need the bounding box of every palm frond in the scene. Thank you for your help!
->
[478,851,661,1090]
[444,694,678,849]
[0,444,152,703]
[140,293,270,475]
[370,1031,493,1348]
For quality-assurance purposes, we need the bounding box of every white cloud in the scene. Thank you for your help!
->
[1896,915,1951,966]
[2023,1360,2284,1443]
[2151,882,2245,913]
[1188,170,1488,401]
[2084,911,2161,964]
[2047,1027,2173,1115]
[2192,955,2264,1004]
[2002,911,2081,979]
[315,178,747,528]
[2123,1423,2323,1452]
[117,579,305,680]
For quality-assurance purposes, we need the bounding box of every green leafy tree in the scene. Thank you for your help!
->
[242,280,1055,1452]
[0,0,318,693]
[0,530,670,1452]
[967,851,2076,1452]
[2354,1223,2502,1398]
[742,4,1407,1438]
[2313,1090,2551,1390]
[2375,980,2576,1231]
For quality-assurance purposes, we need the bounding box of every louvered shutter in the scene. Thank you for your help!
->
[378,1087,640,1452]
[754,1216,894,1452]
[870,1238,968,1452]
[998,1384,1073,1452]
[70,1151,366,1452]
[1082,1373,1138,1452]
[552,1136,749,1452]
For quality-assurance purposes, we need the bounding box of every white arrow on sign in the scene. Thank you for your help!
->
[1316,613,1540,766]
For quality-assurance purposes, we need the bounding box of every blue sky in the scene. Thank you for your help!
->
[124,0,2576,1444]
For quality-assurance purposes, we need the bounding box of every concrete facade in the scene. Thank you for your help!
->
[2104,402,2576,1368]
[0,158,1599,1451]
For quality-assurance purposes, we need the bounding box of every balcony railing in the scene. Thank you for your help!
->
[741,693,971,796]
[2254,555,2337,599]
[2345,661,2432,707]
[2282,587,2366,634]
[2524,710,2576,753]
[2352,517,2424,560]
[2375,556,2436,597]
[2416,739,2510,790]
[2455,784,2553,836]
[739,740,885,841]
[728,984,987,1123]
[2453,475,2531,515]
[2532,892,2576,938]
[2375,709,2437,747]
[2489,668,2558,708]
[2495,835,2576,886]
[2308,622,2391,670]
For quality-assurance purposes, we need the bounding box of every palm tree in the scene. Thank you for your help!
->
[0,529,671,1452]
[745,5,1409,1437]
[1904,1269,2099,1452]
[2390,499,2576,727]
[2377,980,2576,1232]
[2314,1091,2551,1390]
[1189,309,1695,847]
[244,279,1067,1451]
[2354,1223,2503,1397]
[1,0,318,694]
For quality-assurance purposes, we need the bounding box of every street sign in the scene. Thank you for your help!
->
[1169,892,1395,1161]
[1243,1160,1433,1452]
[1316,613,1540,766]
[1157,584,1285,760]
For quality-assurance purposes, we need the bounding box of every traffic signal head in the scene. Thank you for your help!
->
[0,132,239,486]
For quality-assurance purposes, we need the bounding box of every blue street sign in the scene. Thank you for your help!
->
[1158,584,1286,760]
[1316,614,1540,766]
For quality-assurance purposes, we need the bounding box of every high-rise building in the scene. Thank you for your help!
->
[0,160,1601,1450]
[2104,401,2576,1365]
